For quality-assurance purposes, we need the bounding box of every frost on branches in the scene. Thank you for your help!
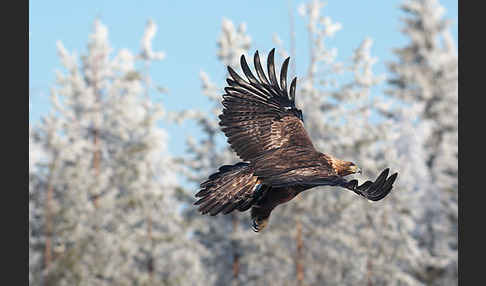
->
[28,1,458,285]
[172,18,263,286]
[387,0,458,284]
[175,1,443,285]
[177,1,456,285]
[255,2,433,285]
[28,20,205,285]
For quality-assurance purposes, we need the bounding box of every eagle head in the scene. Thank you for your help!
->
[333,159,361,176]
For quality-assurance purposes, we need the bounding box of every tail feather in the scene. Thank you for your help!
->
[196,169,252,207]
[195,162,263,216]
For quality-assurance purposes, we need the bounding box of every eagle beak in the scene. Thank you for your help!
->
[351,165,361,174]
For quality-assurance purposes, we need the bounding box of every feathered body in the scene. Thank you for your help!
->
[195,49,398,232]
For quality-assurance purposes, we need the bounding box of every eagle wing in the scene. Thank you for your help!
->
[342,168,398,201]
[219,49,315,162]
[251,147,398,201]
[251,146,338,187]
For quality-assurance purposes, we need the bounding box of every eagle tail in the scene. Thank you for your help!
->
[194,162,263,216]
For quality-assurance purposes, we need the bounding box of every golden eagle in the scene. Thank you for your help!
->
[195,49,398,232]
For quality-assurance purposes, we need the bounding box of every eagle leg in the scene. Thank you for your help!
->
[251,216,269,232]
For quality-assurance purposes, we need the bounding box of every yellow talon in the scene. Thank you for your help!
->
[251,217,268,232]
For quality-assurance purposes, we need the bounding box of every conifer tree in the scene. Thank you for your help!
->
[387,0,458,284]
[29,19,205,286]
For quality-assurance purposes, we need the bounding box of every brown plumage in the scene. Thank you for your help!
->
[194,49,398,232]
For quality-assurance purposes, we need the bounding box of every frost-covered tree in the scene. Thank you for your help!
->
[388,0,457,188]
[29,125,46,285]
[266,1,458,285]
[171,18,259,286]
[176,1,454,285]
[256,3,433,284]
[387,0,458,284]
[29,19,205,286]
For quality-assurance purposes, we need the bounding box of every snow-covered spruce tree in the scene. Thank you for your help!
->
[172,18,259,286]
[29,19,205,285]
[174,3,431,285]
[254,3,431,285]
[176,1,455,284]
[29,124,47,285]
[233,1,437,285]
[386,0,458,284]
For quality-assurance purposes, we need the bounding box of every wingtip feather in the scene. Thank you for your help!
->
[254,50,270,85]
[280,57,290,95]
[289,77,297,102]
[267,48,279,88]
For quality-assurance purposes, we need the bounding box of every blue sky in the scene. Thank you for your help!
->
[29,0,458,158]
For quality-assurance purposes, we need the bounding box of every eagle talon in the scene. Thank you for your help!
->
[251,218,268,232]
[251,220,259,232]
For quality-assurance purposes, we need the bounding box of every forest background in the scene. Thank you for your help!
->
[29,0,458,285]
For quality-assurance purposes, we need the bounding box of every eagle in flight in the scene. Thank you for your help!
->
[194,49,398,232]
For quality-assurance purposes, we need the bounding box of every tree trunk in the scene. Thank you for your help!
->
[43,183,53,285]
[147,214,155,281]
[92,130,101,208]
[91,53,103,208]
[232,213,240,286]
[366,258,373,286]
[296,219,304,286]
[43,129,58,285]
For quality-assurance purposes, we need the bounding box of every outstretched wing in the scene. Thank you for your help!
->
[251,147,398,201]
[219,49,315,162]
[251,146,338,187]
[341,168,398,201]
